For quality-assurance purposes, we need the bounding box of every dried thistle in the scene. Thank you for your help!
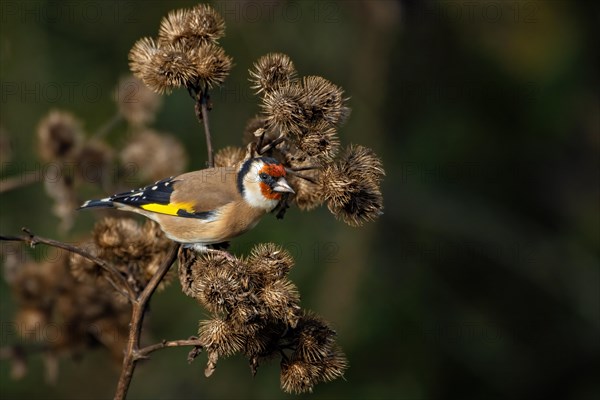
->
[198,318,244,356]
[37,110,84,162]
[286,169,322,211]
[280,358,321,394]
[189,43,233,89]
[249,53,298,94]
[214,146,246,167]
[177,243,346,392]
[301,76,350,127]
[186,4,226,45]
[157,8,191,47]
[74,139,114,187]
[261,83,306,136]
[293,312,337,363]
[259,279,301,327]
[1,250,132,377]
[120,129,188,182]
[114,75,162,127]
[129,38,196,94]
[321,145,385,226]
[247,242,295,281]
[91,218,174,293]
[294,120,340,161]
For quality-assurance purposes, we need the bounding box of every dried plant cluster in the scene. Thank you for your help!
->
[235,53,384,225]
[178,245,347,394]
[129,4,232,94]
[71,218,174,295]
[1,3,385,398]
[1,244,130,380]
[33,76,188,231]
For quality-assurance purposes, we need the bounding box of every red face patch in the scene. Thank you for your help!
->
[261,163,286,178]
[260,182,282,200]
[259,163,286,200]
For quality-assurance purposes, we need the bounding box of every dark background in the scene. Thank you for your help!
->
[1,1,598,399]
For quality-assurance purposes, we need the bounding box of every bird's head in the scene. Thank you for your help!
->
[238,157,294,210]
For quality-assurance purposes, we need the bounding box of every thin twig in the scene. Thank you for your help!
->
[194,85,214,168]
[94,113,123,139]
[114,243,179,400]
[134,338,203,361]
[258,134,285,155]
[0,173,42,193]
[288,165,319,172]
[0,228,135,303]
[285,170,318,184]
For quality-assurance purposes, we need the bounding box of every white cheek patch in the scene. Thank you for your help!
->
[244,181,277,211]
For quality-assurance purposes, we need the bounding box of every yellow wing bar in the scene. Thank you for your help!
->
[141,202,195,216]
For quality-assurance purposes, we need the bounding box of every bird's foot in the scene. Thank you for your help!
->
[205,248,237,261]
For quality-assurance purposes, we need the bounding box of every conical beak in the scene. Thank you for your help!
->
[272,177,295,194]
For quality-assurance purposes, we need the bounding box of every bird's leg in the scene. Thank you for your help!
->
[205,248,236,261]
[184,243,236,261]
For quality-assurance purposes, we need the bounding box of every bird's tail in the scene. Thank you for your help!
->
[78,198,114,210]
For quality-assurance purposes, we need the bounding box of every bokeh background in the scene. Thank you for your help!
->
[1,0,599,399]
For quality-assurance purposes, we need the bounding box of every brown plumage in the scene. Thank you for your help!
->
[79,157,294,251]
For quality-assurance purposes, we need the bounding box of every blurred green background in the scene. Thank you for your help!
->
[1,0,598,399]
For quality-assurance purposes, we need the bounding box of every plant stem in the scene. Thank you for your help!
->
[135,338,203,360]
[0,173,41,193]
[0,228,135,302]
[194,85,214,168]
[113,243,179,400]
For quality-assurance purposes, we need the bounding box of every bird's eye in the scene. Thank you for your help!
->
[259,172,268,180]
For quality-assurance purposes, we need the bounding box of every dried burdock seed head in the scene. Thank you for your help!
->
[261,83,306,136]
[14,308,49,340]
[294,121,340,161]
[294,312,337,363]
[259,279,301,327]
[198,318,244,357]
[288,173,323,211]
[186,4,226,45]
[129,38,196,94]
[92,218,173,293]
[189,43,232,89]
[120,129,187,183]
[328,176,383,227]
[319,346,348,383]
[280,358,320,394]
[247,243,295,280]
[249,53,298,94]
[69,242,102,283]
[114,75,162,127]
[321,145,385,226]
[342,145,385,183]
[301,76,350,127]
[214,146,246,167]
[37,110,84,162]
[157,8,191,47]
[191,253,242,313]
[94,218,142,259]
[75,139,114,186]
[128,37,160,88]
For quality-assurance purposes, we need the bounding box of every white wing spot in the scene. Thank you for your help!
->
[152,185,158,190]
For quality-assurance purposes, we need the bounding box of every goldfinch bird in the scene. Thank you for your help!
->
[79,157,294,251]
